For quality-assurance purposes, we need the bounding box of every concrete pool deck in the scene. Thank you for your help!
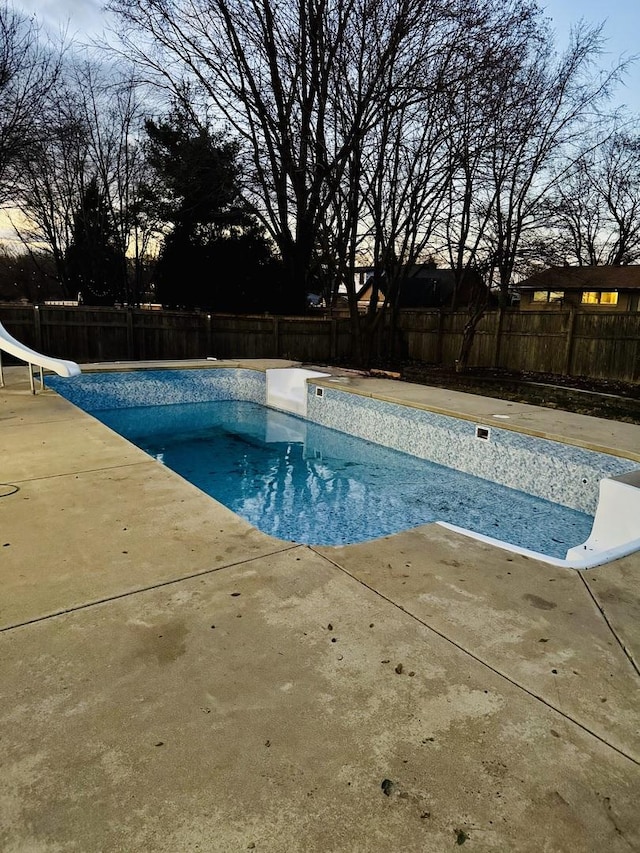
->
[1,359,639,852]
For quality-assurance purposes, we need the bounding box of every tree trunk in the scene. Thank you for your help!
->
[456,305,485,372]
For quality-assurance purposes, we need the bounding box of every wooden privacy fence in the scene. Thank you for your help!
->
[0,304,353,365]
[0,303,638,382]
[397,308,640,383]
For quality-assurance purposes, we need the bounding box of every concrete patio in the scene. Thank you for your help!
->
[1,360,638,852]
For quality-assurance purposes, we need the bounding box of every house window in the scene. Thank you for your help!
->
[581,291,618,305]
[532,290,564,303]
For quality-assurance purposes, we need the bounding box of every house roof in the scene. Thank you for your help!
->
[356,265,486,308]
[356,276,455,309]
[519,265,640,291]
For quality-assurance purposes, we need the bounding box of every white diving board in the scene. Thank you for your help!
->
[0,319,81,393]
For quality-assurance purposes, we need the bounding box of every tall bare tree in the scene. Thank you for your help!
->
[483,23,620,295]
[440,1,543,292]
[0,3,62,206]
[70,59,156,303]
[11,84,89,297]
[450,19,626,369]
[12,51,156,303]
[106,0,632,367]
[314,0,462,362]
[108,0,474,359]
[545,130,640,266]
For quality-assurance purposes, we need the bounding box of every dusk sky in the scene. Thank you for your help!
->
[14,0,640,112]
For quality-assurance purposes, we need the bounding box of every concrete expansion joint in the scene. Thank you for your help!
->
[0,543,300,635]
[314,548,640,768]
[580,574,640,679]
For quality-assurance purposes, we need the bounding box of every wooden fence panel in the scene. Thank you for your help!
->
[1,303,638,383]
[468,313,499,368]
[415,311,497,368]
[277,317,332,361]
[134,310,208,360]
[333,318,353,361]
[210,315,279,358]
[40,307,130,362]
[571,313,640,382]
[439,313,465,365]
[396,311,441,363]
[279,316,352,362]
[497,310,569,374]
[0,306,36,352]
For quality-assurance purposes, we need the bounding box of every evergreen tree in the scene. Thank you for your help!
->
[143,107,283,311]
[65,177,125,305]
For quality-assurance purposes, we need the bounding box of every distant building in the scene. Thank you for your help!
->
[518,266,640,311]
[356,263,485,312]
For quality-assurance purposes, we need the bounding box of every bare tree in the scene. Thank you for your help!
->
[106,0,633,368]
[0,3,62,205]
[538,157,605,267]
[108,0,476,360]
[440,1,543,292]
[12,50,157,303]
[10,84,89,297]
[70,59,157,303]
[315,0,462,364]
[451,19,626,369]
[110,0,460,306]
[545,130,640,266]
[484,22,626,291]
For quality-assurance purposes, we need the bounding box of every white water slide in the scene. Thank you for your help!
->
[0,319,81,393]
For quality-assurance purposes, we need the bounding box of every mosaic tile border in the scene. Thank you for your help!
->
[305,385,638,515]
[47,368,265,411]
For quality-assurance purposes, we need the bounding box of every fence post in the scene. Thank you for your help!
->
[493,307,505,368]
[126,308,135,359]
[436,309,445,364]
[273,316,280,357]
[330,318,337,360]
[33,304,42,350]
[206,313,212,356]
[563,309,577,376]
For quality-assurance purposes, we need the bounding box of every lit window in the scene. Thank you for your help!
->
[532,290,564,303]
[581,291,618,305]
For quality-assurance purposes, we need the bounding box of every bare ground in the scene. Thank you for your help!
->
[393,364,640,424]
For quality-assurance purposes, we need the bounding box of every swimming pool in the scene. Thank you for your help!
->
[47,366,640,567]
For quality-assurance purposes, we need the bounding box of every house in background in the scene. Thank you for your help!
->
[356,263,485,312]
[518,266,640,311]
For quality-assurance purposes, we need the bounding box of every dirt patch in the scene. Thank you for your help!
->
[398,364,640,424]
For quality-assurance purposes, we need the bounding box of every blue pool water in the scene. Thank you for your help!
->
[93,399,594,556]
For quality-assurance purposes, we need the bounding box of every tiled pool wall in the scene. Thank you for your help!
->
[48,368,266,411]
[306,385,636,516]
[48,368,638,517]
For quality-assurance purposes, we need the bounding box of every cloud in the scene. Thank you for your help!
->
[17,0,111,39]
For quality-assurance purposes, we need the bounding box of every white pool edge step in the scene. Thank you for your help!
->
[439,470,640,569]
[266,367,331,417]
